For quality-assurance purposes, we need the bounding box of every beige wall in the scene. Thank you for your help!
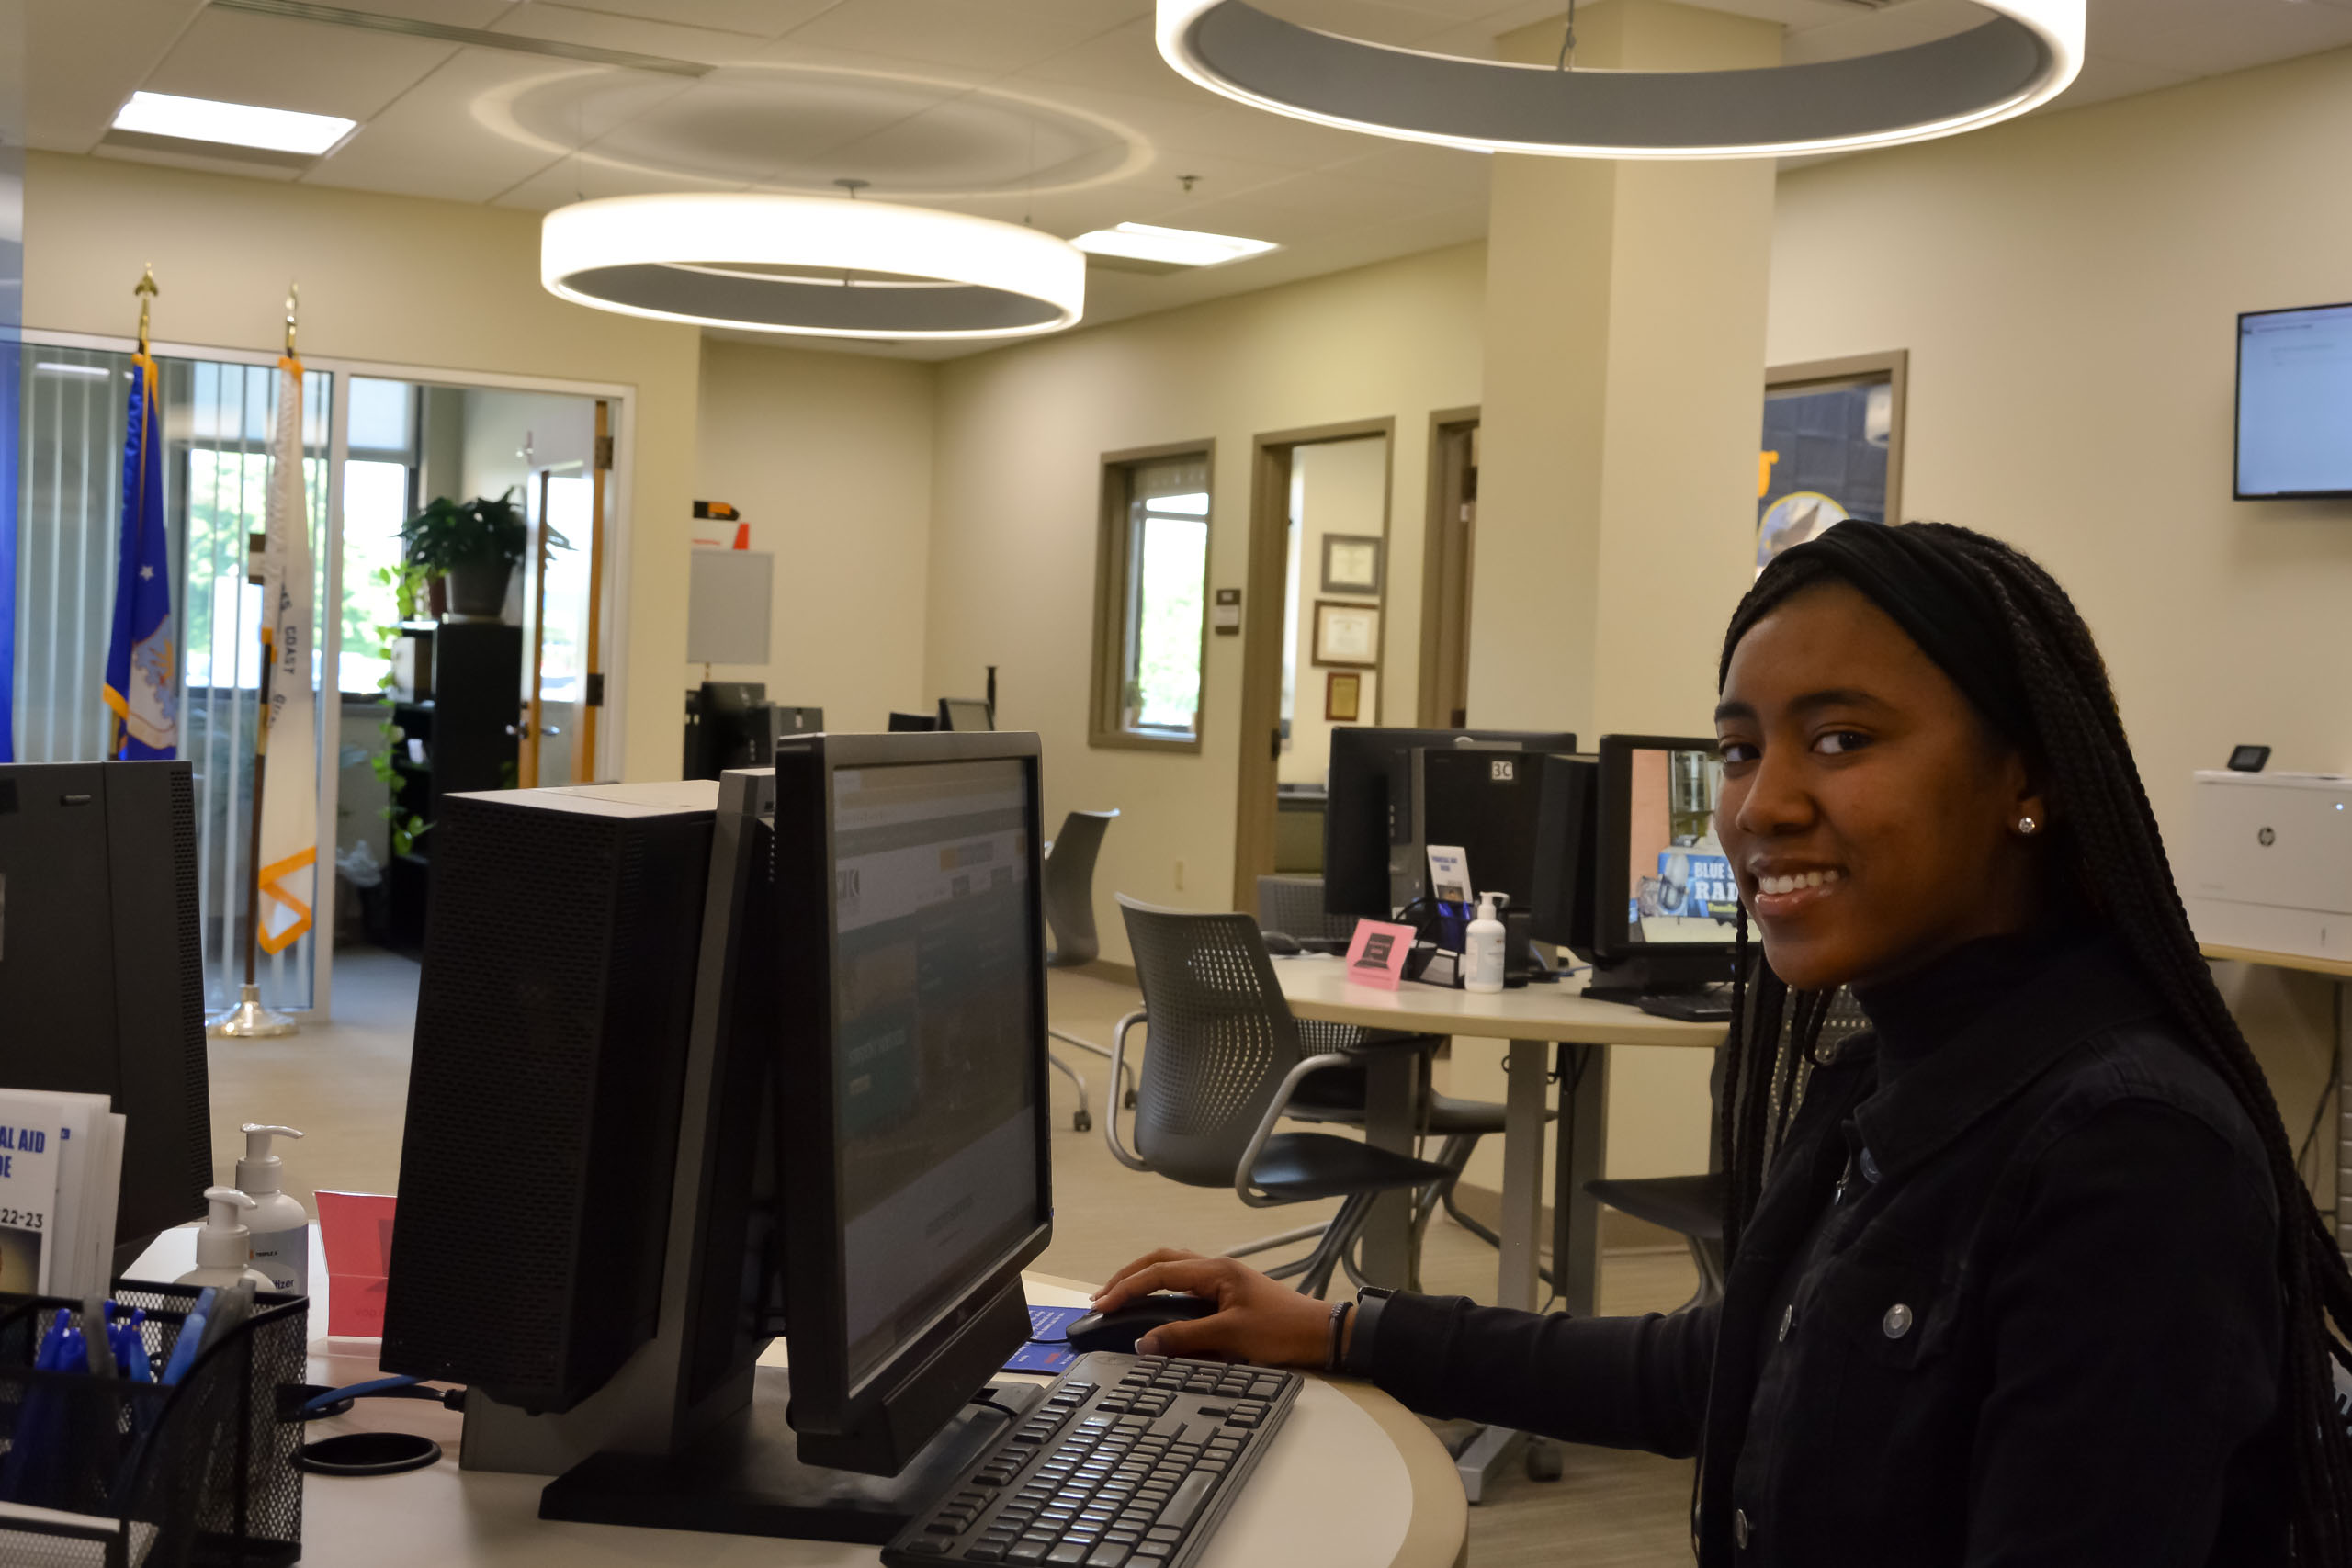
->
[693,338,937,735]
[1768,45,2352,1142]
[926,243,1487,961]
[23,151,702,784]
[1280,434,1388,788]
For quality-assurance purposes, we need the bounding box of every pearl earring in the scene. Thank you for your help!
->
[2017,816,2040,835]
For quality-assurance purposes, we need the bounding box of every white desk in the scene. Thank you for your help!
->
[2202,942,2352,1264]
[1267,956,1724,1499]
[127,1235,1465,1568]
[1269,954,1724,1315]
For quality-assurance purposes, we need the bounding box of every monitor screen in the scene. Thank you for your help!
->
[829,759,1041,1389]
[1617,743,1737,946]
[2237,303,2352,499]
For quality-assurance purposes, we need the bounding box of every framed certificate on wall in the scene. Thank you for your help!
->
[1320,534,1384,595]
[1313,601,1380,668]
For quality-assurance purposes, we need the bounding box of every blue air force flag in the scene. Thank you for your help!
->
[103,353,176,759]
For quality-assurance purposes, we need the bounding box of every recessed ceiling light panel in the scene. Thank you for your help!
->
[541,193,1086,340]
[110,91,356,155]
[1156,0,2085,160]
[1071,222,1278,268]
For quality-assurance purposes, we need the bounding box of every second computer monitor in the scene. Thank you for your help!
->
[936,697,994,732]
[1324,727,1577,919]
[1587,735,1738,995]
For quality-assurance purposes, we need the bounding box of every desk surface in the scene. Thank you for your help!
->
[127,1233,1465,1568]
[2202,942,2352,981]
[1270,953,1727,1046]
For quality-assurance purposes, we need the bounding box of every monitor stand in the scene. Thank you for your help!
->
[538,1365,1046,1543]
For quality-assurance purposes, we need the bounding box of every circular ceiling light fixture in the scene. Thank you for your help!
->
[541,192,1085,340]
[1156,0,2085,161]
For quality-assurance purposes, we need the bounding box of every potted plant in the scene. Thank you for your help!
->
[400,490,528,620]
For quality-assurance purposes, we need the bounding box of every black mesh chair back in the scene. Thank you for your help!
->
[1044,809,1119,968]
[1117,896,1306,1189]
[1254,875,1359,943]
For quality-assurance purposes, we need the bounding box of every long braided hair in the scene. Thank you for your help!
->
[1715,522,2352,1562]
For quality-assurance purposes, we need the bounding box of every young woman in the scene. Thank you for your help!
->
[1092,522,2352,1565]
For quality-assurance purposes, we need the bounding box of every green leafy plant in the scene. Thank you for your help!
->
[368,559,435,858]
[399,489,528,572]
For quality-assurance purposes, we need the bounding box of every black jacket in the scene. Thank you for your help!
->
[1353,937,2288,1565]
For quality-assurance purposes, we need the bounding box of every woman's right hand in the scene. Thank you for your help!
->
[1091,1248,1341,1367]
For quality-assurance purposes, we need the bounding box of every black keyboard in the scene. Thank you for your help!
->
[882,1351,1302,1568]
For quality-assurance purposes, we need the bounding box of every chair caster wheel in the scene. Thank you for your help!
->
[1074,1111,1093,1133]
[1524,1438,1562,1483]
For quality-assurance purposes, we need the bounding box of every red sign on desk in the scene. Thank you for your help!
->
[1342,919,1417,989]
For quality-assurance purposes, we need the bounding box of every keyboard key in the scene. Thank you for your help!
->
[1159,1473,1216,1531]
[967,1548,1007,1563]
[1087,1548,1131,1568]
[1144,1527,1183,1545]
[1046,1544,1091,1565]
[1008,1537,1054,1563]
[902,1541,950,1557]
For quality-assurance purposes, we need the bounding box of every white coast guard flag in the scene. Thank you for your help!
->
[256,355,315,954]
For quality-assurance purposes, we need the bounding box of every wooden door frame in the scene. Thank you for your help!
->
[1231,416,1396,911]
[1416,406,1479,727]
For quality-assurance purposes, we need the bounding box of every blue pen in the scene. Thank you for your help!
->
[159,1289,217,1387]
[113,1307,152,1383]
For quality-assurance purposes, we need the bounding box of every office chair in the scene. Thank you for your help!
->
[1106,897,1456,1299]
[1254,874,1528,1289]
[1042,809,1120,1132]
[1583,985,1871,1313]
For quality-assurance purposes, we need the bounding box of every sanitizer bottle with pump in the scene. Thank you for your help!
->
[175,1187,277,1291]
[1464,892,1507,994]
[237,1124,309,1294]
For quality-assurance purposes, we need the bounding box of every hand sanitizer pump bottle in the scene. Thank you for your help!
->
[175,1187,277,1291]
[1464,892,1507,994]
[237,1124,309,1294]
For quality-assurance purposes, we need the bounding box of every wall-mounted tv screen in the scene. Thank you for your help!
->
[2237,303,2352,500]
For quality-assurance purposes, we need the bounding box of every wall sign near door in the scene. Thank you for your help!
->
[1320,534,1383,594]
[1213,586,1242,635]
[1313,600,1380,668]
[1325,670,1362,722]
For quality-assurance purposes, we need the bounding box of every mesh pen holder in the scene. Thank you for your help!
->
[0,1281,306,1568]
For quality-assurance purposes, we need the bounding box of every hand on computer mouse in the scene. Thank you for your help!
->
[1091,1248,1337,1367]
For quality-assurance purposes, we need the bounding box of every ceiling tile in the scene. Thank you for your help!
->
[2041,51,2197,116]
[530,0,842,38]
[1782,0,2000,65]
[2090,0,2352,75]
[142,7,459,120]
[27,0,203,152]
[584,67,964,186]
[1152,168,1433,227]
[305,51,577,202]
[1014,16,1218,107]
[91,141,306,181]
[976,0,1150,27]
[783,0,1102,74]
[488,151,750,210]
[1158,100,1393,166]
[486,2,756,64]
[1327,139,1490,195]
[345,1,515,22]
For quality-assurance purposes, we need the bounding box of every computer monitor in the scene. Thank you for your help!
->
[1324,728,1577,919]
[937,696,994,732]
[436,735,1053,1544]
[1405,745,1577,915]
[888,711,940,732]
[1586,735,1738,997]
[0,761,210,1258]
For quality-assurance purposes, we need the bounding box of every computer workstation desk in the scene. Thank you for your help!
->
[1268,954,1727,1495]
[130,1231,1468,1568]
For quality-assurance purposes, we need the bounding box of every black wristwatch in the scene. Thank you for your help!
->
[1343,1287,1394,1377]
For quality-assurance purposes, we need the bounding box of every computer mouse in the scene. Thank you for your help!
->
[1062,1293,1221,1355]
[1261,931,1303,955]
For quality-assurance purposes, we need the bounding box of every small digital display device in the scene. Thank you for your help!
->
[2228,744,2272,773]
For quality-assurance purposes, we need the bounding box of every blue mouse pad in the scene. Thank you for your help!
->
[1005,1305,1091,1373]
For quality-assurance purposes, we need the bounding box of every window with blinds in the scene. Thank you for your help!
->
[14,347,332,1011]
[1091,448,1212,750]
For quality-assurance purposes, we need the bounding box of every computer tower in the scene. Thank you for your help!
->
[0,761,210,1252]
[383,781,718,1413]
